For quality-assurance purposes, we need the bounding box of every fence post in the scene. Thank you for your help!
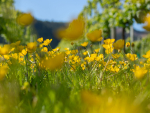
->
[111,27,116,53]
[130,25,134,53]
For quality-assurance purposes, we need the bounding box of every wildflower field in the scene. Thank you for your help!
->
[2,0,150,113]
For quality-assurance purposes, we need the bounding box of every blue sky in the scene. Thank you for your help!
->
[14,0,146,32]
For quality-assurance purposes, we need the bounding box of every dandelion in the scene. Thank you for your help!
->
[57,18,85,41]
[17,13,34,26]
[86,29,103,42]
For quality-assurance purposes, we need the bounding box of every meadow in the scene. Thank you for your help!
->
[1,0,150,112]
[0,15,150,113]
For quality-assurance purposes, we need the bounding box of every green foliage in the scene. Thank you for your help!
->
[0,0,34,43]
[79,0,150,39]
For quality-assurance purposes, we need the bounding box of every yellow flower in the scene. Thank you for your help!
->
[83,51,88,55]
[133,66,147,79]
[103,38,115,44]
[143,13,150,31]
[103,39,115,54]
[142,50,150,58]
[14,45,24,53]
[81,42,88,47]
[94,48,100,53]
[17,13,34,26]
[113,39,124,50]
[21,49,27,56]
[27,42,37,53]
[65,50,71,55]
[10,41,21,47]
[4,55,10,60]
[57,18,85,41]
[37,37,43,43]
[86,29,103,42]
[43,39,52,46]
[53,47,60,52]
[126,42,130,47]
[95,54,104,61]
[64,48,69,51]
[41,47,48,52]
[71,50,78,54]
[40,52,65,70]
[0,44,11,55]
[103,44,114,54]
[0,65,8,80]
[112,53,120,59]
[81,90,101,107]
[126,53,137,61]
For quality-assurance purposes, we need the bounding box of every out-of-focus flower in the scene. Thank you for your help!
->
[57,18,85,41]
[0,65,8,80]
[10,41,21,47]
[143,50,150,58]
[94,48,100,53]
[133,66,147,79]
[17,13,34,26]
[0,44,11,55]
[126,53,137,61]
[81,42,88,47]
[71,42,74,45]
[53,47,60,52]
[21,49,27,56]
[40,52,65,70]
[113,39,124,50]
[43,39,52,46]
[37,37,43,43]
[41,47,48,52]
[14,45,24,53]
[83,51,88,55]
[81,90,143,113]
[103,39,115,54]
[112,53,120,59]
[86,29,103,42]
[126,42,130,47]
[131,42,134,47]
[21,81,29,90]
[27,42,37,53]
[143,13,150,31]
